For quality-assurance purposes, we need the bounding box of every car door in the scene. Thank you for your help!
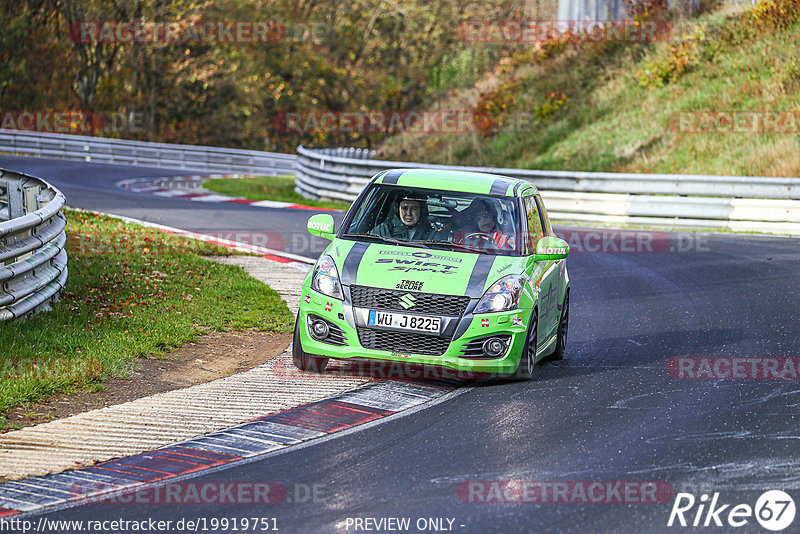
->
[535,193,565,343]
[523,194,559,349]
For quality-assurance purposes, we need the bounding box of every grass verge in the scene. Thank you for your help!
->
[203,175,352,211]
[0,209,294,430]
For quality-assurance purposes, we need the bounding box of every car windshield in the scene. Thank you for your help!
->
[341,184,521,255]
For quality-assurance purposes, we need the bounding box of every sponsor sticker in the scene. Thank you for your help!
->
[396,279,425,291]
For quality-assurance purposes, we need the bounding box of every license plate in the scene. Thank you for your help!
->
[368,310,441,334]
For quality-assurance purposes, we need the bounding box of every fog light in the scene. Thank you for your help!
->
[310,319,330,340]
[482,337,506,357]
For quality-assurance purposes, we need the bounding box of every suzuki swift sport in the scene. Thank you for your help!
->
[293,168,570,379]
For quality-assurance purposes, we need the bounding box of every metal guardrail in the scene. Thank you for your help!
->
[0,169,68,322]
[0,130,297,176]
[295,145,800,234]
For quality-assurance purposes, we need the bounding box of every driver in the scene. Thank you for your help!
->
[370,192,434,241]
[459,198,515,249]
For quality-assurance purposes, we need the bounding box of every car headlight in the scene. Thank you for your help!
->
[474,274,523,314]
[311,255,343,299]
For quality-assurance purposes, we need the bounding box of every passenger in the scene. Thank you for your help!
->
[370,193,434,241]
[459,198,515,249]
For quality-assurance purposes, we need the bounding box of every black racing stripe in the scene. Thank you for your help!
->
[490,178,512,196]
[372,170,389,182]
[382,169,406,185]
[451,302,477,340]
[465,255,496,298]
[341,242,370,285]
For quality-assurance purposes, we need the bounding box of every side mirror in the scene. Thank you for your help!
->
[534,236,569,261]
[307,214,335,240]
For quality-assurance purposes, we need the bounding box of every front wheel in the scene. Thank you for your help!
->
[292,315,329,373]
[513,312,538,380]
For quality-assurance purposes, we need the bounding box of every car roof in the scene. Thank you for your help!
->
[371,168,538,197]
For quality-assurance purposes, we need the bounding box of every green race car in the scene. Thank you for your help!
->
[293,169,570,379]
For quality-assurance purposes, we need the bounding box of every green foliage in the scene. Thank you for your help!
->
[1,0,521,151]
[622,0,670,20]
[748,0,800,29]
[473,81,521,137]
[635,27,704,88]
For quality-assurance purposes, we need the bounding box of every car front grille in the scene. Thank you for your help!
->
[356,328,452,356]
[350,285,470,316]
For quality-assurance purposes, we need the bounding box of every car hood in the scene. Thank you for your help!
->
[328,240,527,298]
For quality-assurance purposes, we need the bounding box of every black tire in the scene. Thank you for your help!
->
[543,290,569,362]
[292,315,329,373]
[513,311,538,380]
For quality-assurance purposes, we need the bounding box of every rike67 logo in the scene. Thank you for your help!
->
[668,490,795,531]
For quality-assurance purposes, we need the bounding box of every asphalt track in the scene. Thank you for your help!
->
[3,155,800,533]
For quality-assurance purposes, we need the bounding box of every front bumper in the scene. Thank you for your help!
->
[298,287,529,374]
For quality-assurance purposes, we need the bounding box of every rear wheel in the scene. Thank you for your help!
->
[292,315,329,373]
[543,290,569,362]
[513,311,538,380]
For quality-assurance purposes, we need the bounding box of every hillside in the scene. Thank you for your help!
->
[376,0,800,177]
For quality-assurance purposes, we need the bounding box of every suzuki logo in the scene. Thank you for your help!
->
[399,293,416,309]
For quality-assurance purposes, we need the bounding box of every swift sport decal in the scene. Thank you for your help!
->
[375,258,459,275]
[379,250,462,263]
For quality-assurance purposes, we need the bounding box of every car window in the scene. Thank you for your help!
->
[341,183,522,255]
[524,195,545,247]
[534,194,553,235]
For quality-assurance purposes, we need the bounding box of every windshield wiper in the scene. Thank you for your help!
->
[341,233,429,249]
[448,242,492,254]
[414,240,492,254]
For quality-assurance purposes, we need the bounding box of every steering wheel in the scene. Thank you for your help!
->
[462,232,493,243]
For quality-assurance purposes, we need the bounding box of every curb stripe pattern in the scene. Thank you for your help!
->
[0,378,460,515]
[118,175,340,212]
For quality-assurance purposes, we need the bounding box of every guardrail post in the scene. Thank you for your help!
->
[7,178,24,220]
[24,185,41,213]
[0,180,7,222]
